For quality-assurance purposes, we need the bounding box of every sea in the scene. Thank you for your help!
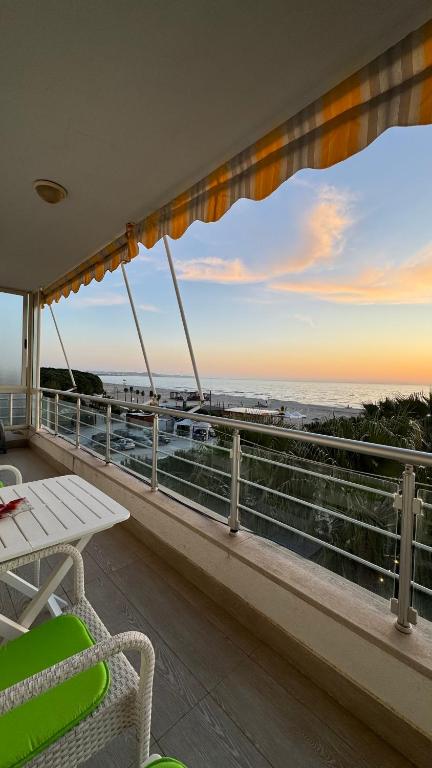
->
[98,374,431,410]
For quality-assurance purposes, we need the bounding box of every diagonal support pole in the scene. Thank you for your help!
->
[49,304,76,389]
[120,261,157,396]
[163,235,203,402]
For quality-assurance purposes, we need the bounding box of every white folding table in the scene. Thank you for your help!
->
[0,474,130,640]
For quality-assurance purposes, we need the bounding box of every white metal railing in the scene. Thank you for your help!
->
[37,386,432,633]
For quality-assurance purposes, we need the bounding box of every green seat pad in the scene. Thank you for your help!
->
[149,761,188,767]
[0,614,110,768]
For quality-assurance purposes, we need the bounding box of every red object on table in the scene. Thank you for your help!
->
[0,498,30,518]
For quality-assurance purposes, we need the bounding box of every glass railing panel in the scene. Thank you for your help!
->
[78,404,109,457]
[413,482,432,621]
[109,413,152,482]
[238,445,399,598]
[41,395,55,431]
[157,416,230,518]
[57,397,78,445]
[0,393,27,427]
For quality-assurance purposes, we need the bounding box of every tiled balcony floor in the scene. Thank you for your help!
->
[0,448,414,767]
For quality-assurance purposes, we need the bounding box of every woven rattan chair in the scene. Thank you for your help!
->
[0,544,156,767]
[0,465,23,485]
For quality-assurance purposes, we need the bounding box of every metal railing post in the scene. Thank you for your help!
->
[54,393,59,435]
[151,414,159,490]
[228,429,241,533]
[105,404,111,463]
[8,394,13,427]
[391,464,422,633]
[75,397,81,448]
[39,391,43,429]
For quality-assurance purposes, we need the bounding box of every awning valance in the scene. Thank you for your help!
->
[42,18,432,305]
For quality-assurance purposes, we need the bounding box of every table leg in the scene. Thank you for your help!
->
[1,571,68,611]
[17,534,93,629]
[0,613,30,641]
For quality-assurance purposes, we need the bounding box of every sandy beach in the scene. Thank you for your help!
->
[102,382,362,424]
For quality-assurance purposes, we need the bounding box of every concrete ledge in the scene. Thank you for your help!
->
[30,430,432,766]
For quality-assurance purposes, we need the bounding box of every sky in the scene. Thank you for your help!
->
[41,125,432,384]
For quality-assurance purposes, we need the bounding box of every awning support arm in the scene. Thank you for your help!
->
[163,235,203,403]
[120,261,157,396]
[48,305,76,390]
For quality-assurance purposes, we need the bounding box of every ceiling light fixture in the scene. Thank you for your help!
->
[33,179,68,204]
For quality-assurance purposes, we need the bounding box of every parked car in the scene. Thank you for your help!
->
[192,423,213,442]
[144,433,170,446]
[91,432,108,445]
[133,435,152,448]
[113,428,131,438]
[111,438,136,451]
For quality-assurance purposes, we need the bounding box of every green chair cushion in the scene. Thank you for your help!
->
[0,614,110,768]
[149,761,188,767]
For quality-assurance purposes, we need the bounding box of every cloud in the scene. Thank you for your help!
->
[290,313,316,328]
[71,293,160,311]
[174,185,353,284]
[176,256,266,284]
[270,245,432,304]
[72,293,128,307]
[138,303,160,312]
[281,185,353,274]
[135,253,157,264]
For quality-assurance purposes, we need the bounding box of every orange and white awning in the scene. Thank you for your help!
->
[42,18,432,306]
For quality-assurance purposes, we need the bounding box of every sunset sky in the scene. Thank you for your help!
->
[41,125,432,384]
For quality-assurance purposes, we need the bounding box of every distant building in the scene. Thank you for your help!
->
[224,407,282,424]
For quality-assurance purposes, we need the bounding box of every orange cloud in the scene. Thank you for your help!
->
[271,245,432,304]
[175,256,266,284]
[279,185,352,274]
[175,186,353,283]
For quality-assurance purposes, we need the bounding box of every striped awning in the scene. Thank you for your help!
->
[42,18,432,305]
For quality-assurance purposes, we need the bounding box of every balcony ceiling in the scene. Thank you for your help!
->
[1,0,431,294]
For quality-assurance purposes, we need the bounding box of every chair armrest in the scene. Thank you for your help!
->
[0,544,85,602]
[0,465,23,484]
[0,630,155,716]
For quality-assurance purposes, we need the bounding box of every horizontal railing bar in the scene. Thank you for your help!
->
[412,581,432,597]
[108,433,153,452]
[109,447,151,463]
[239,502,398,579]
[239,477,399,539]
[157,467,230,503]
[413,539,432,554]
[156,448,231,478]
[241,451,396,498]
[38,387,432,467]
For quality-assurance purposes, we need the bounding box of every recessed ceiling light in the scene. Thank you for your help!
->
[33,179,68,204]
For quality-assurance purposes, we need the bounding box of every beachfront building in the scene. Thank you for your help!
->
[1,3,432,766]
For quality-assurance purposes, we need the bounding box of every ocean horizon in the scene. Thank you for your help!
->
[97,373,431,410]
